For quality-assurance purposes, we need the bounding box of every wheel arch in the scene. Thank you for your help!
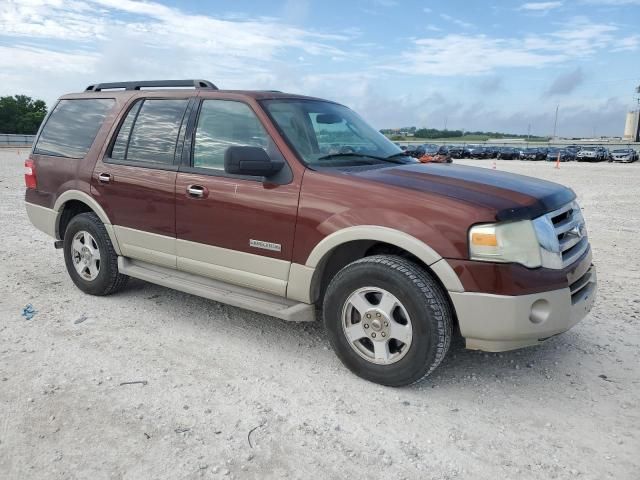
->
[53,190,122,255]
[287,226,464,305]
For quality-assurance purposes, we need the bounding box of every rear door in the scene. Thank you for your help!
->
[92,96,193,268]
[174,98,301,296]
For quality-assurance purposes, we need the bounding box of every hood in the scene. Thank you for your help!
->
[342,163,575,221]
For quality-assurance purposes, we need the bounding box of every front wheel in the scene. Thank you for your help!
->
[323,255,452,386]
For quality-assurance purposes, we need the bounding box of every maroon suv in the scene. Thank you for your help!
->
[25,80,596,386]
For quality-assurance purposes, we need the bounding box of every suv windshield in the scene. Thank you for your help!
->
[261,99,412,168]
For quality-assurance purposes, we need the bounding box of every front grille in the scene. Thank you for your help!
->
[547,202,590,268]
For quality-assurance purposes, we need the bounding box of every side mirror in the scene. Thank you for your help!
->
[224,146,284,177]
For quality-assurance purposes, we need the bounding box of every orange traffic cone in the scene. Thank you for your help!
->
[555,152,560,169]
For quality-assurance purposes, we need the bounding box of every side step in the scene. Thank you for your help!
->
[117,257,315,322]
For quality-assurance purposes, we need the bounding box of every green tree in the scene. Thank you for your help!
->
[0,95,47,134]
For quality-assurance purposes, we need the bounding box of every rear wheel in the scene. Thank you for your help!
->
[323,255,452,386]
[63,212,128,296]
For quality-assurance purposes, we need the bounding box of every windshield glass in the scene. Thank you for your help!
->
[261,99,411,168]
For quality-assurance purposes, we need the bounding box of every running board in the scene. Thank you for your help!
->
[117,257,315,322]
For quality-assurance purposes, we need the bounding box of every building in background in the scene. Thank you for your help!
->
[624,110,640,142]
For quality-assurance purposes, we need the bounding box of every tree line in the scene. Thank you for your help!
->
[380,126,547,140]
[0,95,47,135]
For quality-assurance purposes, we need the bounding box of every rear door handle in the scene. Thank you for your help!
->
[187,185,207,198]
[98,173,112,183]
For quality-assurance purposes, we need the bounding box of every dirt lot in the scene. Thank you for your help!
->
[1,148,638,479]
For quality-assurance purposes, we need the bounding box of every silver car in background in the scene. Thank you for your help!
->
[608,148,639,163]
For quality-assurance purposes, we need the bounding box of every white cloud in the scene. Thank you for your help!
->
[385,35,563,76]
[386,19,624,76]
[439,13,473,29]
[520,2,563,11]
[0,0,356,101]
[0,0,350,65]
[614,34,640,51]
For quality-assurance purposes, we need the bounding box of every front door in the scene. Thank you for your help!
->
[175,99,301,296]
[92,97,192,268]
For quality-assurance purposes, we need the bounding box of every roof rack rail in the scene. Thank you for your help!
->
[85,79,218,92]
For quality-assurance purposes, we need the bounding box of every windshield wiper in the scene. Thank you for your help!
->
[317,152,407,164]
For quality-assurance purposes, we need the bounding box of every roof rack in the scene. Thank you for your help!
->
[85,79,218,92]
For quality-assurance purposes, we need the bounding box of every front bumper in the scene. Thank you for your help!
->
[450,265,597,352]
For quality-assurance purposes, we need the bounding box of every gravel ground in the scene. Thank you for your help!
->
[1,148,639,480]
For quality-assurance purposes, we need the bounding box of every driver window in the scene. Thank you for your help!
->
[193,100,269,170]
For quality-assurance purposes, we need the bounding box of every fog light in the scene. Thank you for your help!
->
[529,299,551,324]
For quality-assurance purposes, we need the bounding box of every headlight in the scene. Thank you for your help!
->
[469,209,572,269]
[469,220,542,268]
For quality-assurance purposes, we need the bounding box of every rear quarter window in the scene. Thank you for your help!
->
[34,98,115,158]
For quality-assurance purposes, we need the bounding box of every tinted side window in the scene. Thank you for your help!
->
[34,99,114,158]
[111,101,142,160]
[112,99,188,165]
[193,100,269,170]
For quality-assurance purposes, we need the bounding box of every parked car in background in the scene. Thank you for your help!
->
[497,147,519,160]
[482,145,499,158]
[418,145,452,163]
[407,144,440,159]
[546,148,574,162]
[563,148,577,161]
[447,145,465,159]
[608,148,639,163]
[576,146,608,162]
[536,147,549,160]
[565,145,581,155]
[467,145,486,158]
[520,147,542,161]
[404,144,418,157]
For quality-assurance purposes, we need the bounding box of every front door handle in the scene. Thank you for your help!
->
[187,185,207,198]
[98,173,112,183]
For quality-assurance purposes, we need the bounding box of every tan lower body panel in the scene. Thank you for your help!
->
[176,239,289,297]
[111,226,292,297]
[113,226,176,268]
[118,257,314,322]
[25,203,57,238]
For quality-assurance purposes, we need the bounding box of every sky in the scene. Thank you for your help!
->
[1,0,639,137]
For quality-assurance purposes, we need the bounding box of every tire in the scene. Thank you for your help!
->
[63,212,128,296]
[322,255,452,387]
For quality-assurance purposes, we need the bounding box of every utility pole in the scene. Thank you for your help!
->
[552,104,559,139]
[444,117,448,131]
[527,123,531,147]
